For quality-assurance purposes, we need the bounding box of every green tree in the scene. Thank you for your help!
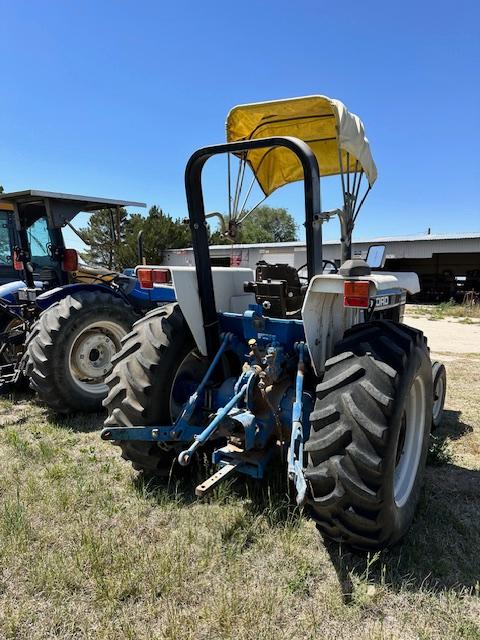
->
[115,206,191,268]
[80,208,128,269]
[0,185,4,194]
[210,206,297,244]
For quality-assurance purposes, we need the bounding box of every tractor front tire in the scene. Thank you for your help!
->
[26,291,137,413]
[103,304,203,476]
[305,320,432,550]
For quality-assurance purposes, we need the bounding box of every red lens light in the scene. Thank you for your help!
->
[344,280,370,308]
[137,268,171,289]
[137,268,154,289]
[152,269,171,284]
[13,250,23,271]
[62,248,78,272]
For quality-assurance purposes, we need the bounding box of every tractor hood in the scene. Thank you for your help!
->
[226,95,377,195]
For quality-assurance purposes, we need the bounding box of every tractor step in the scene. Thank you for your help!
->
[195,462,239,497]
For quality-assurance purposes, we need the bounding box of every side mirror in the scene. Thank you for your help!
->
[366,244,386,269]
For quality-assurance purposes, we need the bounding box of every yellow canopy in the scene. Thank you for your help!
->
[226,95,377,196]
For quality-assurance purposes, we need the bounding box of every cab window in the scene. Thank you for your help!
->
[28,216,51,259]
[0,212,12,266]
[27,217,58,271]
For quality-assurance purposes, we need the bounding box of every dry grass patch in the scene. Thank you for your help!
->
[408,302,480,322]
[0,359,479,640]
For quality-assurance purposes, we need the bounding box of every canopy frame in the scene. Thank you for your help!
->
[224,95,377,262]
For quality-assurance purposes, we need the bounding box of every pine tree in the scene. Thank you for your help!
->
[115,206,192,269]
[209,206,297,244]
[80,208,128,269]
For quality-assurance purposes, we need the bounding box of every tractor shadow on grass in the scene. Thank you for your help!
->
[3,385,107,433]
[326,409,479,600]
[132,451,301,527]
[439,408,473,440]
[1,389,106,433]
[50,411,105,433]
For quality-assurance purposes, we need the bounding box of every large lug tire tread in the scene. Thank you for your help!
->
[25,291,137,414]
[103,304,196,476]
[305,320,433,550]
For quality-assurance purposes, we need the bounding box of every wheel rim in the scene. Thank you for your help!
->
[68,321,127,397]
[394,375,426,508]
[432,374,444,423]
[169,349,208,421]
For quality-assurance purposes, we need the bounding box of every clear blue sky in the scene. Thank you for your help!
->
[0,0,479,246]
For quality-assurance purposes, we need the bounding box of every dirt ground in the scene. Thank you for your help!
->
[0,313,478,639]
[405,312,480,354]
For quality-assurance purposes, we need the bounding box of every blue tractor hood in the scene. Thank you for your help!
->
[122,268,176,305]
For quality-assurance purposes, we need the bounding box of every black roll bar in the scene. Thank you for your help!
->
[184,136,322,359]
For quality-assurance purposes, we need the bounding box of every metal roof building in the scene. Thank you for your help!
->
[163,232,480,268]
[163,232,480,301]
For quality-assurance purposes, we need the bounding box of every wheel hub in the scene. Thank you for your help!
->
[72,331,117,380]
[169,349,209,421]
[68,320,127,395]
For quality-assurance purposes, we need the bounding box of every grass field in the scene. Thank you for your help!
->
[0,351,479,639]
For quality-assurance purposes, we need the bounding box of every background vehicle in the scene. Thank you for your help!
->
[0,190,174,412]
[102,95,446,549]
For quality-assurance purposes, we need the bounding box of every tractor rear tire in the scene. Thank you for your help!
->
[305,320,432,550]
[103,304,204,476]
[26,291,137,413]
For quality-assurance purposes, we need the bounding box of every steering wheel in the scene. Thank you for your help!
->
[322,260,338,273]
[297,260,338,280]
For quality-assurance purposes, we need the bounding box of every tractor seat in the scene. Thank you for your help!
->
[72,264,119,284]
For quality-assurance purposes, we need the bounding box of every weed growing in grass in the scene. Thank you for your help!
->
[286,557,319,596]
[1,494,31,543]
[428,433,454,465]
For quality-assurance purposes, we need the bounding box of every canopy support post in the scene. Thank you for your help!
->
[338,207,353,263]
[337,151,354,263]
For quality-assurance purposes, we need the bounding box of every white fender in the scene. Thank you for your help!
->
[302,272,420,375]
[138,266,255,355]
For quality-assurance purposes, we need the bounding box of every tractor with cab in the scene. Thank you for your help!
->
[0,190,174,413]
[102,95,446,549]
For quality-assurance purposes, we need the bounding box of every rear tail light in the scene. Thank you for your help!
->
[152,269,171,284]
[62,248,78,272]
[137,268,171,289]
[13,250,23,271]
[344,280,370,308]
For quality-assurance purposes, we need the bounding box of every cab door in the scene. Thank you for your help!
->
[0,208,17,285]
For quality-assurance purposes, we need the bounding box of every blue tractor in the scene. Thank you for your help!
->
[102,95,447,549]
[0,190,175,413]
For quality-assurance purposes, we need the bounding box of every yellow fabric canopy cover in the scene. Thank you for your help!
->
[226,95,377,196]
